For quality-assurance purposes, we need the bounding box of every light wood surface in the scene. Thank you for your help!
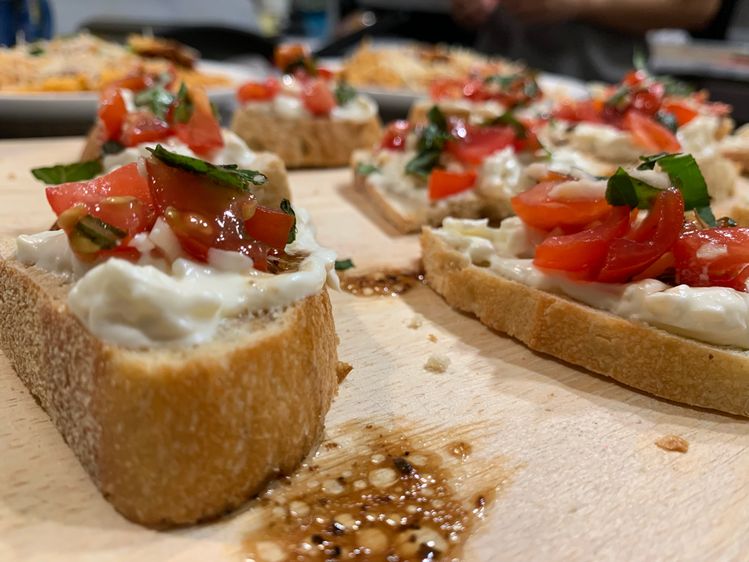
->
[2,138,749,562]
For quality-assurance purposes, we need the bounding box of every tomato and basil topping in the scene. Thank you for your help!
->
[400,106,541,201]
[44,146,296,271]
[429,71,541,109]
[511,152,749,290]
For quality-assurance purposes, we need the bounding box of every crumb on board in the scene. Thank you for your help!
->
[336,361,353,383]
[424,354,450,373]
[655,435,689,453]
[407,314,424,329]
[427,334,438,343]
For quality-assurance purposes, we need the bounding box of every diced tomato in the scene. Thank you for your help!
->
[553,100,604,124]
[429,78,468,100]
[622,110,680,153]
[120,111,172,147]
[630,83,664,117]
[380,120,411,151]
[244,206,294,250]
[173,85,224,156]
[317,67,336,80]
[428,169,477,200]
[301,78,336,116]
[674,228,749,292]
[274,43,310,73]
[91,196,156,237]
[534,206,632,278]
[145,158,274,268]
[622,69,648,87]
[237,78,280,103]
[445,124,515,165]
[105,72,152,92]
[596,189,684,283]
[45,163,152,216]
[511,181,613,233]
[662,100,699,127]
[97,246,141,262]
[98,87,127,140]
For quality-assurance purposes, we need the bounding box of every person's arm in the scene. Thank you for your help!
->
[500,0,721,34]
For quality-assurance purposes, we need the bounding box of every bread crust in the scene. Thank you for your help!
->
[0,243,339,526]
[231,105,382,168]
[421,227,749,417]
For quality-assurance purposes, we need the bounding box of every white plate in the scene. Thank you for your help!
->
[0,60,258,122]
[358,72,591,115]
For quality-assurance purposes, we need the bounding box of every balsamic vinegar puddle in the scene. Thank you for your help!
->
[339,269,425,297]
[242,421,513,562]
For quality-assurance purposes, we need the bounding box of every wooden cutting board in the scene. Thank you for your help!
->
[2,138,749,562]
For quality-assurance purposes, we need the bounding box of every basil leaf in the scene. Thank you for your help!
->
[134,85,175,120]
[606,167,661,209]
[147,145,267,191]
[334,258,355,271]
[173,82,193,124]
[636,152,670,170]
[356,163,380,176]
[101,140,126,156]
[280,198,296,244]
[659,76,694,97]
[633,48,648,72]
[334,81,357,106]
[28,44,44,56]
[657,153,715,226]
[606,85,630,109]
[405,106,451,178]
[284,57,317,76]
[655,110,678,133]
[487,111,527,139]
[31,159,103,185]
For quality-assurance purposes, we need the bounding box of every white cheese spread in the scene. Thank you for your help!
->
[15,206,338,349]
[569,123,642,163]
[432,217,749,349]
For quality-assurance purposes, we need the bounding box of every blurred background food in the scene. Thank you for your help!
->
[1,0,748,135]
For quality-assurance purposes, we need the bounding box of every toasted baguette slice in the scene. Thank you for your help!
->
[0,240,340,527]
[421,228,749,417]
[231,105,382,168]
[79,125,292,208]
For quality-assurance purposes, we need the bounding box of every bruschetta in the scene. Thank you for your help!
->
[422,153,749,416]
[1,146,340,527]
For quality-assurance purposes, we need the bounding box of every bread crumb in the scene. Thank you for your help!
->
[7,172,16,180]
[336,361,353,383]
[427,334,438,343]
[424,354,450,373]
[407,314,423,329]
[655,435,689,453]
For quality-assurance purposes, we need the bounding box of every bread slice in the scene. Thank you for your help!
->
[421,227,749,417]
[231,105,382,168]
[0,239,340,527]
[79,124,292,209]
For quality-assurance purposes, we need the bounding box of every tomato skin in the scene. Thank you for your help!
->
[553,100,605,124]
[274,43,309,72]
[120,111,172,146]
[237,78,280,103]
[674,228,749,292]
[45,163,152,216]
[427,169,478,200]
[596,189,684,283]
[91,196,156,237]
[662,100,698,127]
[173,86,224,156]
[380,120,411,150]
[98,87,127,140]
[630,83,665,117]
[445,124,515,165]
[429,78,469,100]
[244,206,294,250]
[511,181,613,233]
[622,110,680,153]
[302,79,336,116]
[534,206,632,278]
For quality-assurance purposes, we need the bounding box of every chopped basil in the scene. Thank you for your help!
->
[74,215,126,250]
[660,76,694,97]
[284,57,317,76]
[101,140,126,156]
[334,81,357,106]
[147,145,267,192]
[173,82,193,124]
[605,85,630,110]
[28,43,45,56]
[334,258,355,271]
[356,163,380,176]
[483,72,539,104]
[31,159,103,185]
[405,106,451,178]
[655,110,678,133]
[280,198,296,244]
[487,111,527,139]
[606,167,662,209]
[609,153,716,225]
[134,85,175,120]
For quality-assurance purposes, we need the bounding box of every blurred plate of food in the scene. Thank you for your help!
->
[0,33,257,122]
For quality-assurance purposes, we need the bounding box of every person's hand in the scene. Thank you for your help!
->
[451,0,501,29]
[501,0,590,24]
